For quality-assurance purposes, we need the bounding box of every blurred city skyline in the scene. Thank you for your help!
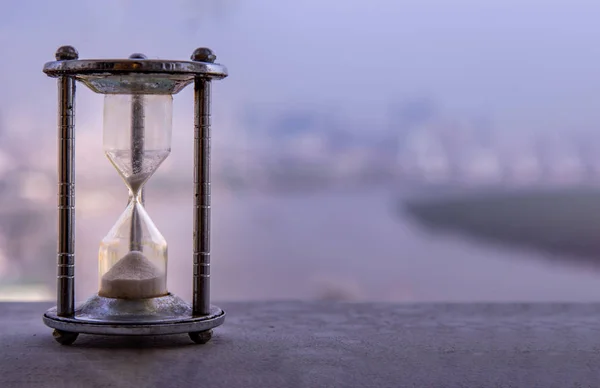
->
[2,0,600,190]
[3,0,600,302]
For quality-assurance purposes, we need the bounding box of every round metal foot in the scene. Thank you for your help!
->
[52,329,79,345]
[189,329,213,344]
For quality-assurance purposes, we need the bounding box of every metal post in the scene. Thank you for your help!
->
[55,46,78,317]
[191,48,216,316]
[128,53,146,252]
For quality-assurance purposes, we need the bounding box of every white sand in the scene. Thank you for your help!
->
[99,251,166,299]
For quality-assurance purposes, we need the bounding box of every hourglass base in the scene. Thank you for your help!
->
[42,293,225,343]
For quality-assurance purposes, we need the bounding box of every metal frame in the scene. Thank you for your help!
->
[44,308,225,337]
[43,55,227,95]
[43,46,228,344]
[56,49,77,318]
[44,293,225,336]
[193,75,212,315]
[44,59,227,77]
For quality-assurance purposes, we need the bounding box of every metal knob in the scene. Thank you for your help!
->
[191,48,216,63]
[55,46,79,61]
[129,53,147,60]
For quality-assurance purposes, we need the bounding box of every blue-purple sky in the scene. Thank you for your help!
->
[2,0,600,136]
[4,0,600,303]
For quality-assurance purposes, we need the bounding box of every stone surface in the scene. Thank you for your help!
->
[2,302,600,387]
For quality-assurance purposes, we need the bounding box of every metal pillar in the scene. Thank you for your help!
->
[55,45,78,317]
[191,48,216,316]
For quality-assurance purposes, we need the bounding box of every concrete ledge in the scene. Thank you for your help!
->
[1,302,600,387]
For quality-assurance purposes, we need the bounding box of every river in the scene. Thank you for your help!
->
[59,188,600,303]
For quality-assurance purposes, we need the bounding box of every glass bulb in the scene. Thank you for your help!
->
[98,94,172,299]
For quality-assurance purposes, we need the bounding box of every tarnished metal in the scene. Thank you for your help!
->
[189,329,213,344]
[52,329,78,345]
[191,47,217,63]
[43,293,225,336]
[73,293,209,323]
[129,53,147,60]
[43,58,227,77]
[43,46,228,342]
[55,46,79,61]
[56,46,78,318]
[192,48,216,316]
[43,59,227,95]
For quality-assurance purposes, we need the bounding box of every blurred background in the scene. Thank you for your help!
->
[2,0,600,302]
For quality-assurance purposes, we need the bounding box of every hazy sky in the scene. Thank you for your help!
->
[2,0,600,138]
[4,0,600,303]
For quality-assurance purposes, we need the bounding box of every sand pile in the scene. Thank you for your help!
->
[99,251,166,299]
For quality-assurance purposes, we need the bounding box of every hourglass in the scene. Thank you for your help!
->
[42,46,227,345]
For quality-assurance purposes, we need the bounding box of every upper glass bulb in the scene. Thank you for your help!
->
[103,94,173,193]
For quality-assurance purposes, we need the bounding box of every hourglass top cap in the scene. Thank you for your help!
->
[44,46,227,78]
[43,46,227,95]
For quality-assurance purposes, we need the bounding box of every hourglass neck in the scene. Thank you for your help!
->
[128,189,144,203]
[125,173,150,203]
